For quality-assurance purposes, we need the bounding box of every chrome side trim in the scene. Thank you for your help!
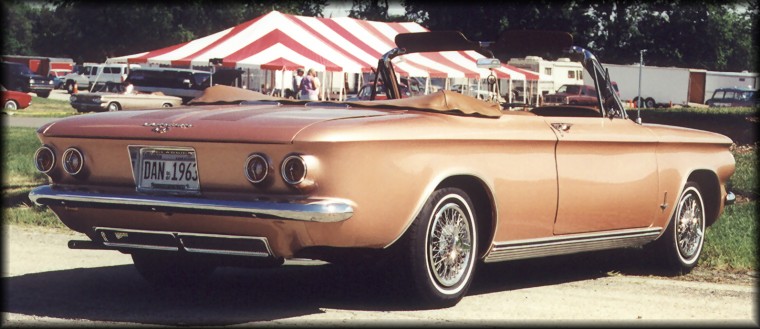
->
[95,227,274,258]
[484,227,662,263]
[30,185,354,223]
[725,191,736,205]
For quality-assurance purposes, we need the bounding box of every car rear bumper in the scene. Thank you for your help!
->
[29,185,354,223]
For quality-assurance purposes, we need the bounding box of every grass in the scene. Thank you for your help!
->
[2,127,49,188]
[1,119,757,271]
[730,145,758,198]
[702,201,757,270]
[3,95,77,117]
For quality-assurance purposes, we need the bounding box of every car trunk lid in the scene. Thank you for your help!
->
[39,104,396,144]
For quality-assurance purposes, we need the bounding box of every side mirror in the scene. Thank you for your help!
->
[477,58,501,69]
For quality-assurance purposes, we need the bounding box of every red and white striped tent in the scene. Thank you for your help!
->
[108,11,540,99]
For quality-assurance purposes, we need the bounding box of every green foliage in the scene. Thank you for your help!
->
[702,201,757,270]
[730,147,758,198]
[1,0,756,71]
[1,0,37,55]
[2,127,49,188]
[3,201,65,228]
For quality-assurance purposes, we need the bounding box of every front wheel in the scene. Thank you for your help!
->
[397,187,478,308]
[161,103,172,108]
[649,182,706,275]
[36,90,50,98]
[4,100,19,111]
[106,102,121,112]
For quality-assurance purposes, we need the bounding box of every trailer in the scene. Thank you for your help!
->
[1,55,74,77]
[507,56,584,94]
[587,63,758,108]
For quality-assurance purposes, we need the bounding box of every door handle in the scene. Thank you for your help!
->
[551,123,572,132]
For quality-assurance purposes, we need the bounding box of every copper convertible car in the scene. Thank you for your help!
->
[30,31,735,307]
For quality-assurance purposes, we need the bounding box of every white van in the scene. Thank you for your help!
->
[64,63,140,93]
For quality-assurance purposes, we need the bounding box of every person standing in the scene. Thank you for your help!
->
[292,68,304,99]
[299,68,320,101]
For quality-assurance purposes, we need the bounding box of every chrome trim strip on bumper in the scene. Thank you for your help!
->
[725,191,736,205]
[94,227,274,258]
[484,227,662,263]
[29,185,354,223]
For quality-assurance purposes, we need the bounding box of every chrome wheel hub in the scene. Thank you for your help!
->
[676,192,704,259]
[429,203,472,287]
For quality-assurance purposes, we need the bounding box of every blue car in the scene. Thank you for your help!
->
[705,87,758,107]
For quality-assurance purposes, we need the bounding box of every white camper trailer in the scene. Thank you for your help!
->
[587,63,758,108]
[508,56,584,93]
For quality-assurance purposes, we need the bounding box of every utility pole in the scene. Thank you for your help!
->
[637,49,647,123]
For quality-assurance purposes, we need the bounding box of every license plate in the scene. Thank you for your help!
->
[137,148,200,194]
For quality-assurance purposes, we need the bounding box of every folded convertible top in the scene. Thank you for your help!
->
[190,85,505,118]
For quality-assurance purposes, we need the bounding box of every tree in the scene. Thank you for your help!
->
[1,0,37,55]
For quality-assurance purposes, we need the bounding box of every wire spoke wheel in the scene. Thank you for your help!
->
[675,188,705,263]
[395,187,478,308]
[648,181,706,275]
[428,202,472,288]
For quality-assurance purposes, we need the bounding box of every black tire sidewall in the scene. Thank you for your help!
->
[407,187,478,306]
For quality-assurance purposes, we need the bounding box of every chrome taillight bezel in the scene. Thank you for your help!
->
[281,154,307,185]
[34,145,56,174]
[62,147,84,176]
[244,153,272,185]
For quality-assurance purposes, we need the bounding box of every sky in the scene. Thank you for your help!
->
[322,1,405,18]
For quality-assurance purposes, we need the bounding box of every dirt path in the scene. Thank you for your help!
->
[2,224,757,326]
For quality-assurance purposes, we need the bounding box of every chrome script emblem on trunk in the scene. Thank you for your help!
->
[144,122,193,134]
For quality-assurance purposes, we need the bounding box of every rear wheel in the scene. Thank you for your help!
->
[37,90,50,98]
[645,97,656,108]
[131,252,216,287]
[396,187,478,308]
[4,100,19,111]
[161,103,172,108]
[649,182,706,275]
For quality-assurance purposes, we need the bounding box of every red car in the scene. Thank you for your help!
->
[1,86,32,111]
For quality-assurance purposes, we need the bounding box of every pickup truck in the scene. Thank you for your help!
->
[63,63,140,93]
[1,61,54,98]
[543,83,620,107]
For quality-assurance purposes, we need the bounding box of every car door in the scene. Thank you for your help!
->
[549,116,659,234]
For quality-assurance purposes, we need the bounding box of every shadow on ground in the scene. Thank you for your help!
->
[3,247,667,326]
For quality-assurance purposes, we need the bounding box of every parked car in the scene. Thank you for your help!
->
[542,84,598,106]
[29,31,735,308]
[1,85,32,110]
[126,67,244,103]
[69,82,183,112]
[705,87,758,107]
[63,63,140,94]
[1,61,54,98]
[542,82,621,107]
